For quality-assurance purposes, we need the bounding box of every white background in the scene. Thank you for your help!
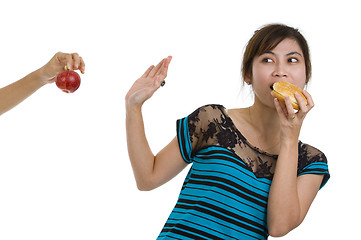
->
[0,0,359,239]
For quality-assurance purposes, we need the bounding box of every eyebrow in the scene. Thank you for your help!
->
[262,51,303,57]
[286,51,303,57]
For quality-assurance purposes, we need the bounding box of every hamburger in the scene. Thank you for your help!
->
[271,81,307,110]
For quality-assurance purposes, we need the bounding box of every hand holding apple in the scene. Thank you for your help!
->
[39,52,85,84]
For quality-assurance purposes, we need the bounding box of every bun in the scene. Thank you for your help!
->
[271,81,307,110]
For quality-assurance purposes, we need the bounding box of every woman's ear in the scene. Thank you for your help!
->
[244,74,252,85]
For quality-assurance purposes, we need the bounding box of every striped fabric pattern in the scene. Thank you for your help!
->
[157,106,330,240]
[298,162,329,189]
[160,147,271,239]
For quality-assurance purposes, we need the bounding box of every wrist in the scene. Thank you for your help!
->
[280,137,299,149]
[34,67,53,85]
[280,129,300,146]
[125,100,142,114]
[125,93,145,112]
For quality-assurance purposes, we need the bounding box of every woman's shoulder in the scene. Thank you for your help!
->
[188,104,250,116]
[196,104,226,113]
[187,104,251,130]
[297,141,330,188]
[298,141,327,164]
[187,104,226,121]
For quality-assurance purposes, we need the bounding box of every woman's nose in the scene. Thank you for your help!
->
[272,63,288,78]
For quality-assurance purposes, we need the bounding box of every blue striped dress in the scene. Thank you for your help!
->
[157,104,330,240]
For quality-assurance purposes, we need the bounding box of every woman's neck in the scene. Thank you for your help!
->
[248,97,281,145]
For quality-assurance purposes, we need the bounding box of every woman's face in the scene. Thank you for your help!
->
[249,38,307,108]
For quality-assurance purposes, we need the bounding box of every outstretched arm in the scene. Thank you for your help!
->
[0,52,85,115]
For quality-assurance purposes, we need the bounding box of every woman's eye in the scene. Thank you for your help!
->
[288,58,298,63]
[262,58,273,63]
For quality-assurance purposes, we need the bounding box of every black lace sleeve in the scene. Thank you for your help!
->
[176,104,222,163]
[297,142,330,189]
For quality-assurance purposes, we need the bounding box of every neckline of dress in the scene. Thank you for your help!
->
[220,105,279,159]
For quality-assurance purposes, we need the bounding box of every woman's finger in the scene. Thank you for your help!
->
[274,98,287,119]
[71,53,81,70]
[296,92,308,113]
[78,56,85,74]
[153,76,162,88]
[158,56,172,79]
[60,53,73,70]
[149,58,165,77]
[142,65,155,78]
[303,90,314,109]
[284,96,296,119]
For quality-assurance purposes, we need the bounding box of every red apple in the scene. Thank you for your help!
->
[55,70,81,93]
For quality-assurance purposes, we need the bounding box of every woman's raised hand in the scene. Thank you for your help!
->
[125,56,172,109]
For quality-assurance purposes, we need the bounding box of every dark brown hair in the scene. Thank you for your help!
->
[242,24,311,84]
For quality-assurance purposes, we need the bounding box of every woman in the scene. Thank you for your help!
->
[125,24,330,239]
[0,52,85,116]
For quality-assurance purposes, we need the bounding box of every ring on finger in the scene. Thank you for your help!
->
[290,115,296,120]
[160,80,166,87]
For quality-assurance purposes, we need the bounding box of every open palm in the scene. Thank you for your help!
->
[126,56,172,108]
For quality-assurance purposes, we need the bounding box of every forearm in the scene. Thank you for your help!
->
[0,68,47,115]
[267,139,300,236]
[126,104,156,190]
